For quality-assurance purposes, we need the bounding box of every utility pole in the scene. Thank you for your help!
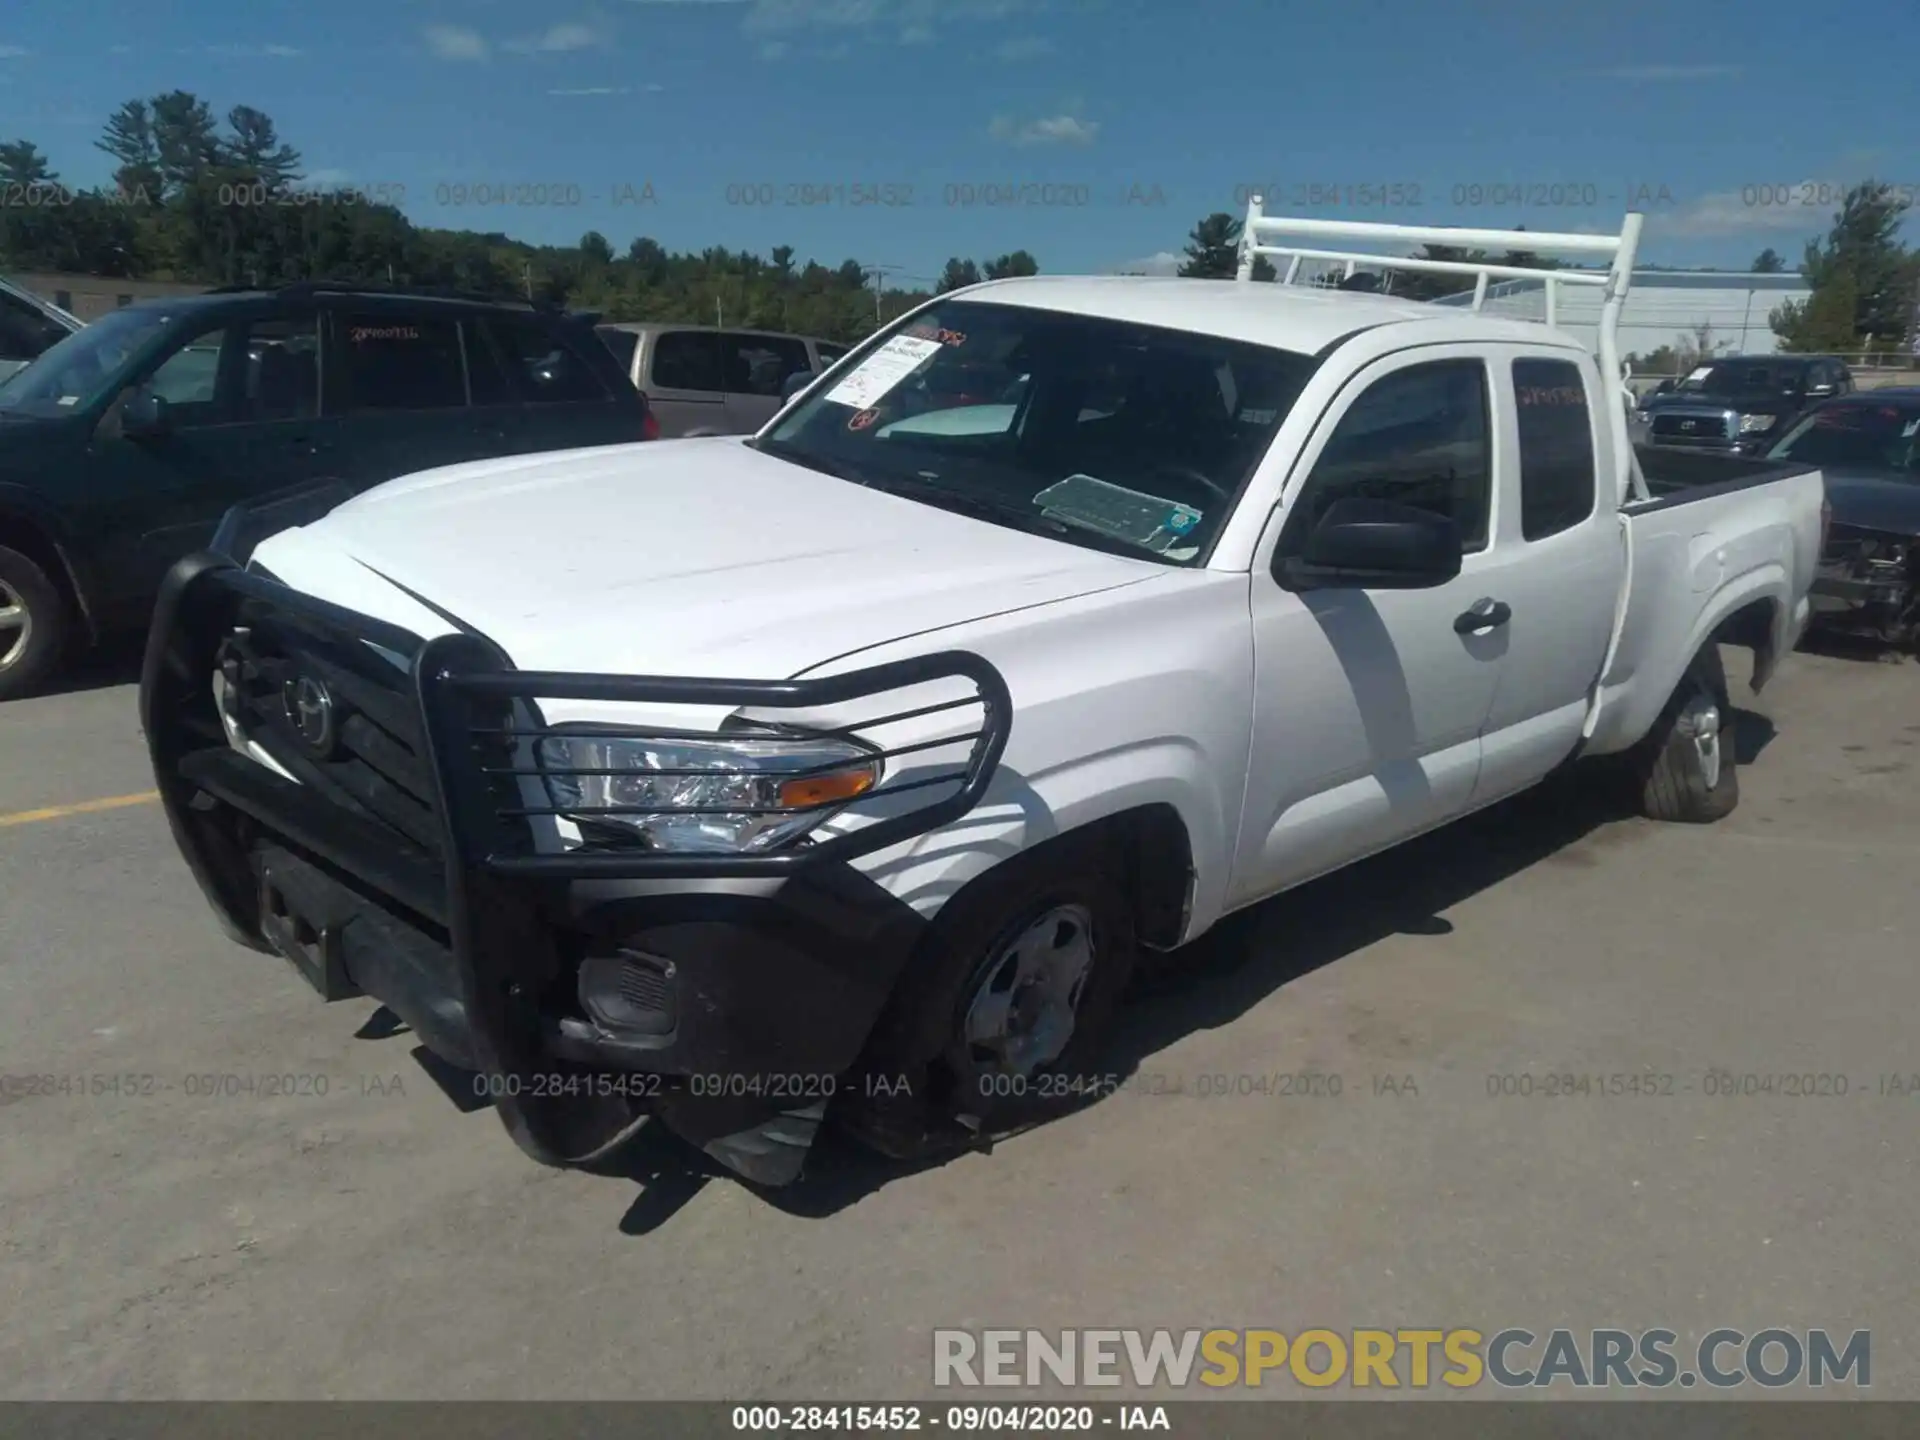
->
[522,261,533,301]
[865,263,901,329]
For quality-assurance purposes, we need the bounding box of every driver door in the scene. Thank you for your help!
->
[80,308,330,610]
[1228,349,1509,908]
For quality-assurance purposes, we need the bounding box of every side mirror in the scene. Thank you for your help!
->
[1806,382,1835,398]
[120,389,172,439]
[781,370,813,403]
[1653,380,1676,395]
[1278,496,1463,592]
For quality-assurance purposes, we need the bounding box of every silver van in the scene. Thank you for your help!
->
[594,323,850,437]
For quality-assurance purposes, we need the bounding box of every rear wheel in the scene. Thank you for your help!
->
[1634,646,1739,823]
[0,545,69,702]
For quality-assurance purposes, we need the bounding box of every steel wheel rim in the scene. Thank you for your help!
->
[0,579,31,672]
[961,903,1096,1079]
[1681,691,1723,790]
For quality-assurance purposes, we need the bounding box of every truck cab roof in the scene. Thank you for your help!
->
[954,274,1590,358]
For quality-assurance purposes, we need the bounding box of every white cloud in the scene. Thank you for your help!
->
[758,39,790,57]
[1595,63,1741,81]
[504,21,609,53]
[549,85,646,94]
[1657,190,1828,239]
[1111,251,1182,277]
[199,42,303,57]
[989,111,1098,146]
[304,167,353,186]
[997,34,1052,59]
[744,0,1034,47]
[423,24,489,60]
[0,44,32,58]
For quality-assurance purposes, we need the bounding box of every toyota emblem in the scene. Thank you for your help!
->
[282,674,337,756]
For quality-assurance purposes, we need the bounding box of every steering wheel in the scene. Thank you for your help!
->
[1149,460,1233,505]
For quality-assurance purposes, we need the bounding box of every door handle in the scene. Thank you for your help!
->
[1454,598,1511,634]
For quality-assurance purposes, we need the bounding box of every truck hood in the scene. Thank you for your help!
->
[251,436,1165,679]
[1823,469,1920,536]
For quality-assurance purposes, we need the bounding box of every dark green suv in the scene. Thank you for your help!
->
[0,282,654,698]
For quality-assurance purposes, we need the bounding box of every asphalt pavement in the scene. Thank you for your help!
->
[2,637,1917,1399]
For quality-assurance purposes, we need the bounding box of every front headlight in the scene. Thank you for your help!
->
[1739,413,1777,433]
[536,728,882,854]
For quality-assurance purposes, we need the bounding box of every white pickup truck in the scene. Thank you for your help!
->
[141,207,1826,1188]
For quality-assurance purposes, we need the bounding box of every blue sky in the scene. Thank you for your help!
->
[2,0,1914,287]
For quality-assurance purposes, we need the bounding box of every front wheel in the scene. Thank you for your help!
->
[846,844,1137,1156]
[1634,646,1739,823]
[0,545,70,702]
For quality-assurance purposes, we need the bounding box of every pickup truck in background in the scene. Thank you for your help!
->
[1637,353,1853,455]
[140,207,1826,1192]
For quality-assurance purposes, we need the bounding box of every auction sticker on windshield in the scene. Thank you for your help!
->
[824,335,944,410]
[1686,366,1714,382]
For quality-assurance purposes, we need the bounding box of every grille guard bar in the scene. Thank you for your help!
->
[142,550,1014,892]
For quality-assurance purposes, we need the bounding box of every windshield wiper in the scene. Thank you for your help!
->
[864,474,1171,562]
[749,436,875,487]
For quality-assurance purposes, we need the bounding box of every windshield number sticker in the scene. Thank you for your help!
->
[824,335,944,411]
[1686,366,1714,382]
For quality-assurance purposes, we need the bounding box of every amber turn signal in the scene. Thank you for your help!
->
[776,766,878,809]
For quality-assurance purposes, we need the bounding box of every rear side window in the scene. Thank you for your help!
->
[597,326,640,375]
[1512,357,1596,541]
[649,330,724,393]
[336,312,467,412]
[486,315,610,404]
[815,342,849,368]
[719,332,810,396]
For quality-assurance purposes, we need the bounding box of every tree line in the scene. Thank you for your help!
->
[1,93,1914,357]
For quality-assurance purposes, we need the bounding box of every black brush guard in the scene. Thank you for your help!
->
[140,541,1011,1174]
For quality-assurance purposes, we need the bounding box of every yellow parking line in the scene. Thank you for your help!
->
[0,792,160,828]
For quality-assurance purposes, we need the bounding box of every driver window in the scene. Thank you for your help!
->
[1287,359,1492,554]
[142,324,231,424]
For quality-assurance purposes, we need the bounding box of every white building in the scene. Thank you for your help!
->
[1432,270,1811,360]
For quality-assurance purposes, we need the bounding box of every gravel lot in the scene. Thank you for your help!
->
[2,638,1917,1400]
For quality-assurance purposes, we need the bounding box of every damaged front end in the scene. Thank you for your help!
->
[1810,522,1920,651]
[139,542,1010,1189]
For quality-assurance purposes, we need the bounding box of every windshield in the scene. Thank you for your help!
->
[1677,361,1806,396]
[0,305,182,417]
[1767,400,1920,473]
[757,300,1317,564]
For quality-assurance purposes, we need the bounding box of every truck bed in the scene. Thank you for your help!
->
[1585,451,1826,756]
[1628,445,1818,509]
